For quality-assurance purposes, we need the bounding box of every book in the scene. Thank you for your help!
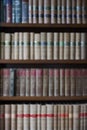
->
[43,69,48,96]
[0,105,4,130]
[60,105,65,130]
[19,32,23,60]
[1,32,5,59]
[58,105,61,130]
[66,0,72,24]
[80,105,84,130]
[38,0,44,23]
[22,0,28,23]
[25,69,30,96]
[51,0,57,24]
[30,32,34,59]
[37,104,41,130]
[60,69,65,96]
[70,33,75,59]
[81,33,86,59]
[59,33,64,59]
[41,105,46,130]
[76,0,82,24]
[57,0,61,23]
[65,69,70,96]
[69,105,73,130]
[12,0,15,23]
[0,69,3,96]
[61,0,66,24]
[33,0,38,23]
[82,0,87,24]
[15,69,20,96]
[72,0,76,24]
[53,105,58,130]
[65,105,69,130]
[28,0,33,23]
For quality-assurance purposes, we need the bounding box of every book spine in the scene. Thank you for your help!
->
[65,105,69,130]
[17,104,23,130]
[75,33,81,59]
[83,70,87,96]
[48,69,54,96]
[51,0,57,24]
[59,33,64,59]
[11,104,17,130]
[46,104,53,130]
[1,33,5,59]
[37,104,41,130]
[82,0,87,24]
[57,0,62,23]
[80,105,84,130]
[41,32,47,60]
[41,105,46,130]
[81,33,86,59]
[5,105,11,130]
[34,33,41,59]
[15,69,20,96]
[11,33,14,59]
[36,69,43,96]
[61,0,66,24]
[30,104,37,130]
[5,0,12,23]
[22,0,28,23]
[9,69,15,96]
[72,0,76,24]
[33,0,38,23]
[54,69,60,96]
[0,105,4,130]
[0,69,3,96]
[30,32,34,59]
[65,69,70,96]
[23,32,29,59]
[64,33,70,59]
[30,69,36,96]
[70,33,75,60]
[12,0,16,23]
[38,0,44,23]
[60,105,65,130]
[76,0,82,24]
[66,0,72,24]
[53,33,59,59]
[43,69,48,96]
[69,105,73,130]
[28,0,33,23]
[19,32,23,59]
[23,104,30,130]
[4,33,11,59]
[44,0,51,23]
[20,69,26,96]
[60,69,65,96]
[13,33,19,59]
[15,0,22,23]
[84,104,87,130]
[25,69,30,96]
[58,105,61,130]
[54,105,58,130]
[47,33,53,60]
[3,69,10,96]
[70,69,76,96]
[3,0,6,22]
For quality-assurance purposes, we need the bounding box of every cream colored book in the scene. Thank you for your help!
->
[76,0,82,24]
[5,105,11,130]
[65,69,70,96]
[19,32,23,59]
[61,0,66,24]
[30,32,34,59]
[54,105,58,130]
[66,0,72,24]
[60,105,65,130]
[37,104,41,130]
[58,105,61,130]
[60,69,65,96]
[41,105,46,130]
[25,69,30,96]
[59,33,64,59]
[28,0,33,23]
[51,0,57,23]
[57,0,62,23]
[65,105,69,130]
[80,104,84,130]
[69,105,73,130]
[70,33,75,60]
[43,69,48,96]
[81,33,86,60]
[33,0,38,23]
[38,0,44,23]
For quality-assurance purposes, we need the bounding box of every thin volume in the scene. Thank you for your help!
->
[72,0,76,24]
[28,0,33,23]
[25,69,30,96]
[51,0,57,24]
[83,70,87,96]
[81,33,86,60]
[76,0,82,24]
[41,105,46,130]
[0,69,3,96]
[59,33,64,60]
[80,105,84,130]
[58,105,61,130]
[61,0,66,24]
[54,105,58,130]
[33,0,38,23]
[65,105,69,130]
[70,33,75,60]
[43,69,48,96]
[37,104,41,130]
[60,69,65,96]
[66,0,72,24]
[1,32,5,59]
[0,105,4,130]
[38,0,44,23]
[57,0,62,23]
[19,32,23,60]
[69,105,73,130]
[30,32,34,59]
[65,69,70,96]
[15,69,20,96]
[82,0,87,24]
[44,0,51,23]
[12,0,16,23]
[22,0,28,23]
[60,105,65,130]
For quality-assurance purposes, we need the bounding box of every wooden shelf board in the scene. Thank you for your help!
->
[0,60,87,64]
[0,96,87,101]
[1,23,87,28]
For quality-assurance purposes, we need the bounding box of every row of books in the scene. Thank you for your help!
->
[0,32,87,60]
[0,0,87,24]
[0,103,87,130]
[0,68,87,96]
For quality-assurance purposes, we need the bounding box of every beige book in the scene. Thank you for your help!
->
[1,32,5,59]
[36,69,43,96]
[34,33,41,59]
[5,105,11,130]
[11,33,14,59]
[23,32,29,59]
[51,0,57,23]
[0,105,4,130]
[46,104,53,130]
[5,33,11,59]
[30,104,37,130]
[59,33,64,59]
[54,105,58,130]
[43,69,48,96]
[25,69,30,96]
[17,104,23,130]
[58,105,61,130]
[15,69,20,96]
[13,33,19,59]
[80,105,84,130]
[76,0,82,24]
[57,0,62,23]
[38,0,44,23]
[23,104,30,130]
[65,69,70,96]
[66,0,72,24]
[61,0,66,24]
[53,33,59,59]
[81,33,86,59]
[60,69,65,96]
[83,70,87,96]
[37,104,41,130]
[41,105,46,130]
[44,0,51,23]
[30,32,34,59]
[70,33,75,60]
[11,104,17,130]
[47,33,53,59]
[64,33,70,59]
[82,0,87,24]
[54,69,60,96]
[19,32,23,59]
[41,32,47,60]
[75,33,81,59]
[28,0,33,23]
[33,0,38,23]
[69,105,73,130]
[72,0,76,24]
[60,105,65,130]
[65,105,69,130]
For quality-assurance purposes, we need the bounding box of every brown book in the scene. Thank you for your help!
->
[76,0,82,24]
[82,0,87,24]
[57,0,62,23]
[33,0,38,23]
[66,0,72,24]
[65,105,69,130]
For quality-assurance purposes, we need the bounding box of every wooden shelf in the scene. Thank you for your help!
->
[1,23,87,28]
[0,96,87,101]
